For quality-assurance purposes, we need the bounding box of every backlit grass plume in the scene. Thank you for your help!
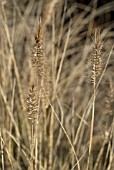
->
[86,29,103,170]
[91,29,103,87]
[27,84,38,120]
[27,20,51,121]
[26,20,51,170]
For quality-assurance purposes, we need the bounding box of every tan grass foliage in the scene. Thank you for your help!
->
[0,0,114,170]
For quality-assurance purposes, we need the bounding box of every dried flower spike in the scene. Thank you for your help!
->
[91,29,103,87]
[27,84,38,120]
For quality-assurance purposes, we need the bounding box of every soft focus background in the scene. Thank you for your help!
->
[0,0,114,169]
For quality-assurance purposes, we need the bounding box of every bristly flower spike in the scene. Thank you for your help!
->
[91,29,103,87]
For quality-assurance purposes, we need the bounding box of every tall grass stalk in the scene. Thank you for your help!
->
[86,29,103,170]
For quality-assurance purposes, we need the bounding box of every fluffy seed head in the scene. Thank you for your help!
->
[27,84,38,120]
[91,29,103,86]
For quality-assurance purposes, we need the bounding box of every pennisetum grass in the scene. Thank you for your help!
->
[1,1,114,170]
[27,18,51,170]
[86,29,103,170]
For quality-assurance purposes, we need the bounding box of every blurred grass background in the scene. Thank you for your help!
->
[0,0,114,169]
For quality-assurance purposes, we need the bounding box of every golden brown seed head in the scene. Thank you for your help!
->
[91,29,103,86]
[27,84,38,120]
